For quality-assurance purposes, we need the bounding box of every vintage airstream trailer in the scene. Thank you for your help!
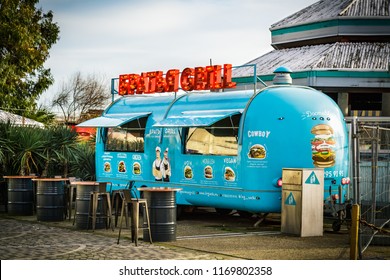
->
[78,66,350,221]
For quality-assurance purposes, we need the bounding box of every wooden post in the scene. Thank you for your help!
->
[350,204,360,260]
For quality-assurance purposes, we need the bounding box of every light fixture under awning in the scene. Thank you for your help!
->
[153,109,242,128]
[77,112,151,127]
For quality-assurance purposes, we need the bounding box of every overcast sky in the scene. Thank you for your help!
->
[38,0,318,107]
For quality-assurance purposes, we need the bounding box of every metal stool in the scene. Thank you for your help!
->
[67,183,77,221]
[111,190,128,228]
[87,191,114,231]
[117,190,152,246]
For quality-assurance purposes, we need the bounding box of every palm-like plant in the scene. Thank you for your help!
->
[0,122,14,176]
[41,125,79,177]
[1,123,97,179]
[9,126,47,175]
[70,142,96,181]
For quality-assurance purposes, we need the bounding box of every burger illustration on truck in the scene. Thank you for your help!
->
[133,162,141,175]
[204,166,213,179]
[248,144,266,159]
[184,166,193,179]
[310,124,336,167]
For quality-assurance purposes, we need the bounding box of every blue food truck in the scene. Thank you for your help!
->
[78,65,350,226]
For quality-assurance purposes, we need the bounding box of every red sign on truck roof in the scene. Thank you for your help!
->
[119,63,236,95]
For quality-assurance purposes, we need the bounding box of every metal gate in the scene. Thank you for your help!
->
[346,117,390,257]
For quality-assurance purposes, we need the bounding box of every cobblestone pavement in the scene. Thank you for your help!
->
[1,212,389,260]
[0,217,228,260]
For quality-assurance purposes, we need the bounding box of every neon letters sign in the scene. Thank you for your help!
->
[119,64,236,95]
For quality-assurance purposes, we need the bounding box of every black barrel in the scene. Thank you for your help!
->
[143,189,178,242]
[0,180,7,212]
[73,182,107,230]
[5,176,36,215]
[34,178,67,221]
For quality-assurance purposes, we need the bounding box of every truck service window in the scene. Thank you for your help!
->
[185,114,241,156]
[105,117,147,152]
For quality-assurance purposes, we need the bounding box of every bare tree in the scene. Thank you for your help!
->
[52,72,110,124]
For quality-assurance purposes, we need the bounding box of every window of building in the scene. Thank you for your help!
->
[105,117,147,152]
[185,114,241,156]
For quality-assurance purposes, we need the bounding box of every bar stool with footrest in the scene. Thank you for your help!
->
[117,184,152,246]
[111,189,128,228]
[66,177,78,221]
[111,181,135,228]
[87,188,114,232]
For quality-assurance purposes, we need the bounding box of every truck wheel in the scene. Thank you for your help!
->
[332,220,342,232]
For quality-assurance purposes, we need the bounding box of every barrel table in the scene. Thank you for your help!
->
[0,180,7,212]
[71,181,108,230]
[138,187,182,242]
[32,178,69,221]
[4,175,37,215]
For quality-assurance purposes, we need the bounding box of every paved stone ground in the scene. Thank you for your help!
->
[0,217,228,260]
[1,211,389,260]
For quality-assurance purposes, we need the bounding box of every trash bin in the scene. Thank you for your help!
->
[281,168,324,237]
[139,187,181,242]
[5,175,37,215]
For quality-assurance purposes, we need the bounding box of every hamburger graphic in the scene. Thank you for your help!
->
[248,144,266,159]
[104,162,111,172]
[224,167,235,181]
[118,161,126,173]
[204,166,213,179]
[311,124,336,168]
[133,162,141,175]
[184,166,193,179]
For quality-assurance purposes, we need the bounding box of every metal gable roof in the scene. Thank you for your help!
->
[340,0,390,17]
[233,42,390,77]
[271,0,390,30]
[0,109,44,127]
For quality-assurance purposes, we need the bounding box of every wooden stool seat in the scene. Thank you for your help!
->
[117,190,152,246]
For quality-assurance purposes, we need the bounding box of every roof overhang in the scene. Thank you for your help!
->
[77,112,151,127]
[153,109,243,128]
[271,18,390,49]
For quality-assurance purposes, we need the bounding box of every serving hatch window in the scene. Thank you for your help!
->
[105,117,147,152]
[185,114,241,156]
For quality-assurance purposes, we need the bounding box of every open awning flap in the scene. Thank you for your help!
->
[76,112,151,127]
[153,109,242,128]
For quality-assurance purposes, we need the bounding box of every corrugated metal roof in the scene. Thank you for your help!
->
[315,42,390,69]
[340,0,390,16]
[271,0,390,30]
[233,42,390,76]
[0,109,44,127]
